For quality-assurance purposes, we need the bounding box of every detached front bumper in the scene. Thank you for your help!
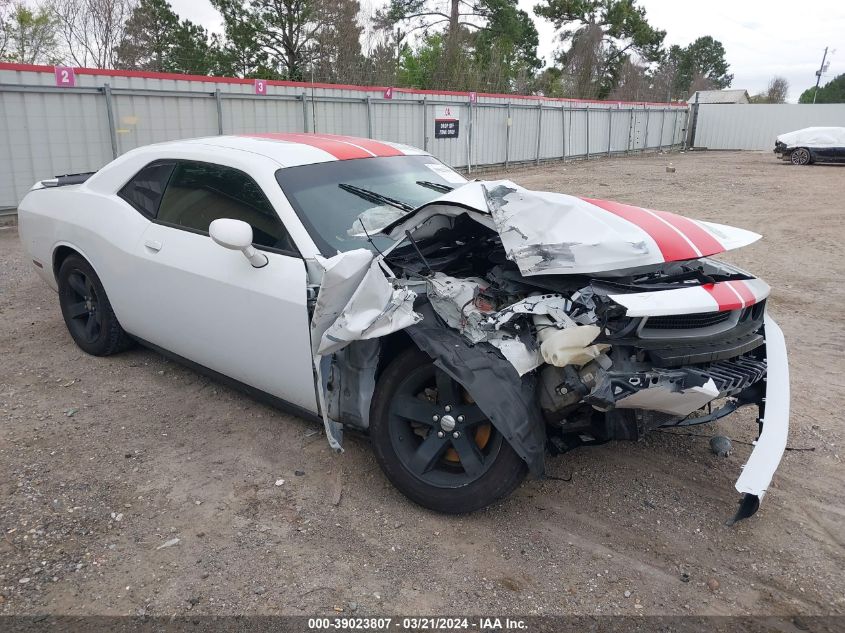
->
[729,314,790,523]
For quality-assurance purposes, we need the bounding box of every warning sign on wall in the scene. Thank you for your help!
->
[434,105,460,139]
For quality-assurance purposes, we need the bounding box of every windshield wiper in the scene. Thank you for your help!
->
[338,183,415,212]
[416,180,453,194]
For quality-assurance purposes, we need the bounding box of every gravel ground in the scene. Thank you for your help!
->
[1,150,843,617]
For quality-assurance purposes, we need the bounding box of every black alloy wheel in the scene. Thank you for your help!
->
[370,347,527,513]
[58,254,133,356]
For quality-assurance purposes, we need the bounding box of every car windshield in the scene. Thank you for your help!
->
[275,155,466,254]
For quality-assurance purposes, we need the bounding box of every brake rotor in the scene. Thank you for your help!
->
[443,388,490,463]
[412,383,492,465]
[443,422,492,463]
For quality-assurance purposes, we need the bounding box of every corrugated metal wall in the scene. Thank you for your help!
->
[0,64,688,208]
[693,103,845,150]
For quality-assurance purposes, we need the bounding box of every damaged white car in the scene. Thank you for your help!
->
[17,133,789,523]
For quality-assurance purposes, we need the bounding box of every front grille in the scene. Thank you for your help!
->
[645,311,731,330]
[698,355,767,395]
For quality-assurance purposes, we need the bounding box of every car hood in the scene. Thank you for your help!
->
[776,126,845,148]
[380,180,761,276]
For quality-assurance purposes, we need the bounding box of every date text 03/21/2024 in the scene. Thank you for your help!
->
[307,617,528,630]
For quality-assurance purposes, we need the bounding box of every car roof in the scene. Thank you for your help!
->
[164,133,429,168]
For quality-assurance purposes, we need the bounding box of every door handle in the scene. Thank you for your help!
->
[144,239,162,252]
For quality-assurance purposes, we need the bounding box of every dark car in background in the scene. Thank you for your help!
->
[775,127,845,165]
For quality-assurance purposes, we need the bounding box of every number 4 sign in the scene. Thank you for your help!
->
[54,66,75,87]
[383,87,393,100]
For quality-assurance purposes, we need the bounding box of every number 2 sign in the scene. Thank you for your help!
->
[54,66,76,87]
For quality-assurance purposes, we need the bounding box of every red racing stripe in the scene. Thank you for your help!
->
[702,282,744,311]
[649,210,724,256]
[245,132,403,159]
[582,197,699,261]
[318,134,404,157]
[246,133,371,159]
[727,280,758,306]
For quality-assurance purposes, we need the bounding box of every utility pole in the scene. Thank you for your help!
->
[813,47,829,104]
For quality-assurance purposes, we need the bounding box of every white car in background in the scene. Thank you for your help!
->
[774,126,845,165]
[17,133,789,522]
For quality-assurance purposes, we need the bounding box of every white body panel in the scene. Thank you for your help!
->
[609,278,771,317]
[17,138,332,413]
[734,314,790,498]
[127,222,317,410]
[776,126,845,149]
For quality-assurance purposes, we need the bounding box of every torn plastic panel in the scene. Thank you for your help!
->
[325,338,380,431]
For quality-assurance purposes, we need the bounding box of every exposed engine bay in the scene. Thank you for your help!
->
[386,214,768,439]
[307,180,789,523]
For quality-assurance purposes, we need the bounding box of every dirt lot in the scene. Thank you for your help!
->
[1,150,843,617]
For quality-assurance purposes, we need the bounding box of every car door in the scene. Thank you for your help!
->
[119,160,318,413]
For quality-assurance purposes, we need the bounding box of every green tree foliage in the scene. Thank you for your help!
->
[0,2,62,64]
[799,74,845,104]
[533,0,665,99]
[169,20,216,75]
[382,0,541,92]
[474,0,541,92]
[397,32,447,89]
[208,1,272,78]
[115,0,215,74]
[114,0,177,71]
[212,0,323,81]
[670,36,732,98]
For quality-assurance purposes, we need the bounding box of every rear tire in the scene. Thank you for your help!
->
[369,347,527,513]
[790,147,811,165]
[57,254,133,356]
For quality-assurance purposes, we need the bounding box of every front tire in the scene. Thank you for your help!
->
[790,147,811,165]
[369,347,527,513]
[57,254,133,356]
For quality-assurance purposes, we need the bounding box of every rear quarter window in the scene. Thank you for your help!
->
[118,161,176,218]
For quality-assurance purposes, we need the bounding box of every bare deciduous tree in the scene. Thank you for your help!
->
[688,72,717,95]
[51,0,136,68]
[607,57,649,101]
[0,0,13,59]
[763,76,789,103]
[312,0,365,82]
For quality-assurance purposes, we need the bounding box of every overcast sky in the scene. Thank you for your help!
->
[169,0,844,102]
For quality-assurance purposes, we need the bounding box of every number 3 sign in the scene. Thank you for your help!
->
[254,79,267,95]
[54,66,76,87]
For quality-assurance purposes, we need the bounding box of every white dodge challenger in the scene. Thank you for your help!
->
[17,133,789,522]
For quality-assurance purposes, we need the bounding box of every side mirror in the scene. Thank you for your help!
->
[209,218,268,268]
